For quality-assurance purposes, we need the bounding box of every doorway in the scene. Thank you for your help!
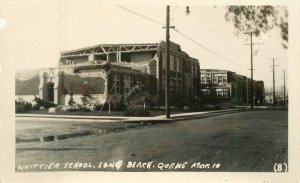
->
[47,82,54,102]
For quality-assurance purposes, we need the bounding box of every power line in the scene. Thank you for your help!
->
[173,28,249,70]
[174,28,274,83]
[117,6,273,83]
[117,5,164,26]
[117,6,251,71]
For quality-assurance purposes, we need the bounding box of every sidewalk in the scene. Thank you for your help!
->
[16,108,245,123]
[16,108,246,145]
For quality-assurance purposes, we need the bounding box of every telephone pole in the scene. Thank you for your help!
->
[244,32,261,109]
[246,77,249,106]
[165,6,170,118]
[283,69,286,105]
[270,58,279,107]
[164,6,175,118]
[250,32,253,109]
[244,32,254,109]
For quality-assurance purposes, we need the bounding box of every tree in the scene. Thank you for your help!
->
[127,85,150,109]
[225,6,288,49]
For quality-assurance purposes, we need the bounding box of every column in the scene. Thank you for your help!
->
[38,71,45,99]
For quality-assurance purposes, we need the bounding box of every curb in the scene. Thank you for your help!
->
[16,123,146,144]
[16,108,247,144]
[172,108,246,122]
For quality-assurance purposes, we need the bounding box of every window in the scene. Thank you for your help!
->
[170,79,174,92]
[202,88,211,95]
[218,76,223,83]
[213,76,218,83]
[192,65,197,78]
[217,90,223,98]
[177,57,180,72]
[170,55,175,70]
[113,74,120,94]
[123,75,131,94]
[66,59,73,64]
[174,59,177,71]
[201,76,206,84]
[207,77,211,84]
[223,89,228,98]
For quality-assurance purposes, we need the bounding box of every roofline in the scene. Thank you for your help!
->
[200,69,232,72]
[61,43,160,54]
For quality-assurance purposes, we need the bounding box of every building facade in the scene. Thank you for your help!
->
[200,69,265,106]
[15,41,200,108]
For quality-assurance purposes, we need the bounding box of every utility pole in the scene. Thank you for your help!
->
[246,77,249,106]
[270,58,279,107]
[164,5,175,118]
[250,32,253,109]
[244,32,260,109]
[165,6,170,118]
[283,69,286,105]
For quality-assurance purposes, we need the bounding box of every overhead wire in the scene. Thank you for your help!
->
[117,5,164,26]
[173,28,249,70]
[117,5,273,82]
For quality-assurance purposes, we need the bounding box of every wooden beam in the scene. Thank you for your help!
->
[62,48,158,58]
[61,44,159,58]
[100,46,107,53]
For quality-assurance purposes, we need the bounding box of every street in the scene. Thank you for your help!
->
[15,109,288,172]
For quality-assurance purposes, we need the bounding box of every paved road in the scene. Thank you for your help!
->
[15,109,288,172]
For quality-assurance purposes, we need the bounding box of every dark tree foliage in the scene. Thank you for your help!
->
[225,6,288,49]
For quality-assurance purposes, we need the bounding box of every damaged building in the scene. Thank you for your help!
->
[15,41,201,108]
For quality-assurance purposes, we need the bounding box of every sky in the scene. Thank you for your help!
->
[0,1,289,89]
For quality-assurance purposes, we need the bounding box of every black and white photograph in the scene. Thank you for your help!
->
[1,0,299,182]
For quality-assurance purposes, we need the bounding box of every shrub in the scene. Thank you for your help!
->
[123,109,151,117]
[15,101,32,113]
[32,96,56,110]
[68,93,75,106]
[115,102,127,111]
[65,104,92,112]
[79,106,92,112]
[93,104,109,111]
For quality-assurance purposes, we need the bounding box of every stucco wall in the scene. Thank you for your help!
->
[130,52,153,62]
[64,94,107,105]
[63,75,106,95]
[73,56,89,65]
[15,95,36,103]
[15,74,40,95]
